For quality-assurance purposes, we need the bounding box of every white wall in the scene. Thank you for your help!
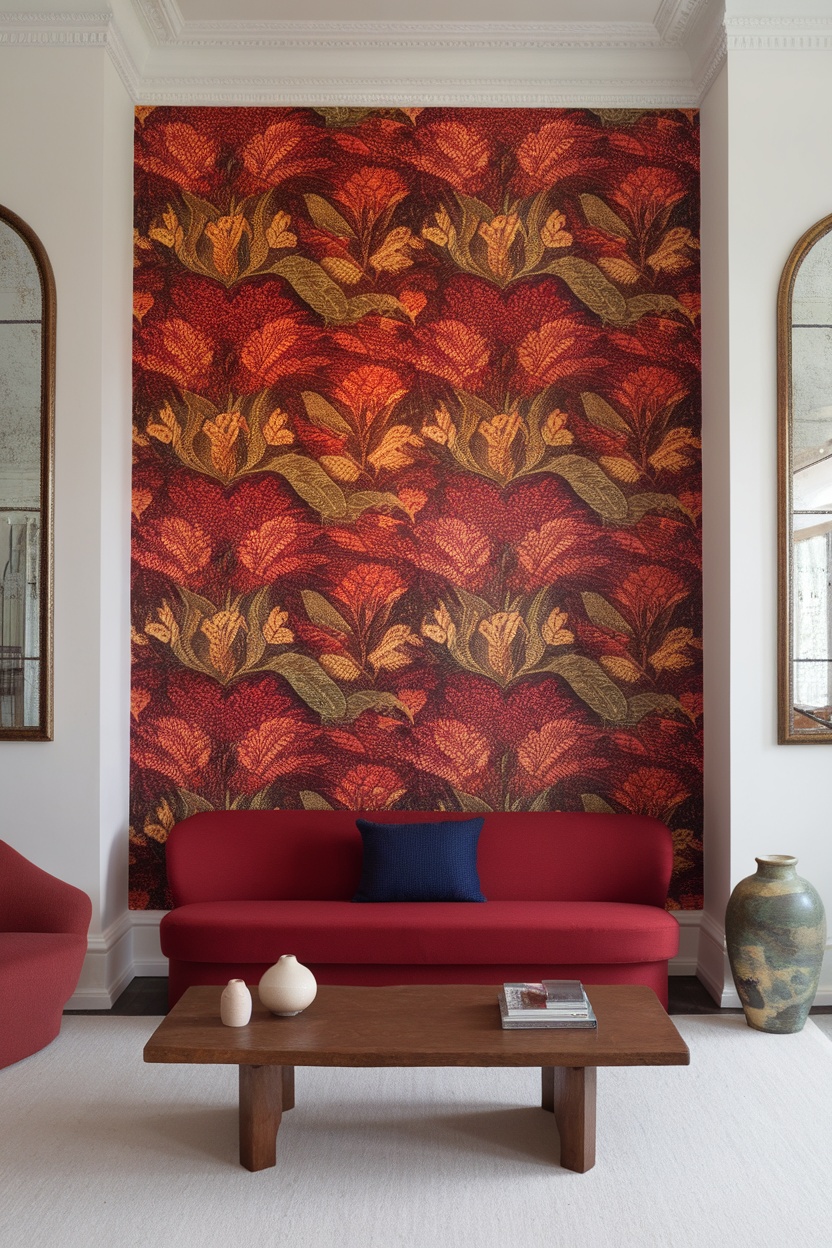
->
[698,62,734,1000]
[697,40,832,1004]
[0,46,134,1002]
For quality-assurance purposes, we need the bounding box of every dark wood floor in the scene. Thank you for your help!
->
[65,975,802,1017]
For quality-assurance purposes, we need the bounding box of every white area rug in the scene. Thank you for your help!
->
[2,1015,831,1248]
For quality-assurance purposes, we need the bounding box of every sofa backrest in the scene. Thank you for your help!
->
[166,810,673,908]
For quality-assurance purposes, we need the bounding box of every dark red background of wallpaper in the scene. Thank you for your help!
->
[130,106,702,911]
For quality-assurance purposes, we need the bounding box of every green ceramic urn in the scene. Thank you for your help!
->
[725,855,826,1034]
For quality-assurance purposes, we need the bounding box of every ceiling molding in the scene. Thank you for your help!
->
[130,75,699,108]
[654,0,704,46]
[693,22,726,101]
[0,2,728,107]
[725,17,832,52]
[0,11,109,46]
[136,2,667,52]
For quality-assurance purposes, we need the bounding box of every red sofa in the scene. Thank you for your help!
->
[160,810,679,1009]
[0,841,92,1069]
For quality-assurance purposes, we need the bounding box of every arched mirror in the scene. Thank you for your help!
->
[0,205,54,739]
[778,212,832,741]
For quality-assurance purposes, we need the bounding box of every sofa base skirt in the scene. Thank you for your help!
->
[167,959,670,1011]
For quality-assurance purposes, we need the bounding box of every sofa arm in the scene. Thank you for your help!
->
[0,841,92,936]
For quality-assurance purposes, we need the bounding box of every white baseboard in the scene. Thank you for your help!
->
[669,910,701,976]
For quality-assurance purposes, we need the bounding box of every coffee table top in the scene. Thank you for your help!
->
[144,984,689,1069]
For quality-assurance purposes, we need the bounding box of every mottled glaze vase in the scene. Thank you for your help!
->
[726,856,826,1033]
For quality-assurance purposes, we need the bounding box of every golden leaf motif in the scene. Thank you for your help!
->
[598,256,642,286]
[478,611,525,679]
[421,401,457,447]
[147,400,178,445]
[368,425,424,472]
[202,409,247,479]
[321,256,364,286]
[145,601,179,645]
[368,624,420,672]
[648,627,700,673]
[143,798,175,844]
[600,455,641,482]
[541,409,573,447]
[422,206,454,247]
[320,454,361,482]
[319,653,363,681]
[149,207,183,250]
[600,654,643,683]
[370,226,422,274]
[647,227,699,275]
[262,407,294,447]
[200,608,246,680]
[541,210,573,249]
[541,608,574,647]
[422,603,455,646]
[262,608,294,646]
[477,410,523,478]
[648,427,701,473]
[265,210,297,250]
[204,213,250,281]
[478,213,520,282]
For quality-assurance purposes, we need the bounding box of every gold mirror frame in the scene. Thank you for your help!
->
[778,211,832,742]
[0,204,55,740]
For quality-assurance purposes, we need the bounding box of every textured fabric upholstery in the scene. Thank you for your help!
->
[161,810,678,1009]
[353,818,485,902]
[0,842,92,1070]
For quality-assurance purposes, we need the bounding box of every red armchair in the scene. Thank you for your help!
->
[0,841,91,1069]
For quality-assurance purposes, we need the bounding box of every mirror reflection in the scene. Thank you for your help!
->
[0,207,53,738]
[781,215,832,739]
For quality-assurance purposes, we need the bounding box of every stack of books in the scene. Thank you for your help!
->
[498,980,597,1029]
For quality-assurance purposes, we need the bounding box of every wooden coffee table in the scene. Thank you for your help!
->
[144,983,688,1174]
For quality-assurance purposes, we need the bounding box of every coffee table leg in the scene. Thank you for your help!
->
[239,1065,286,1171]
[281,1064,295,1111]
[541,1066,597,1173]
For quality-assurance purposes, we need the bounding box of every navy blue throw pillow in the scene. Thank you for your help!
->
[353,818,486,903]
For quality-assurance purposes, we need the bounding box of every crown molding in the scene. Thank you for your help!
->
[129,74,698,108]
[0,3,725,107]
[0,11,109,47]
[693,21,727,101]
[136,3,667,52]
[655,0,706,46]
[726,17,832,52]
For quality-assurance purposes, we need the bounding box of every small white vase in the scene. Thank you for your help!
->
[220,979,252,1027]
[259,954,317,1017]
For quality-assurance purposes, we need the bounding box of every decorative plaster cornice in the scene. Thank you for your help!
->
[0,11,109,47]
[693,22,727,102]
[654,0,706,47]
[135,5,666,52]
[726,16,832,52]
[130,74,698,108]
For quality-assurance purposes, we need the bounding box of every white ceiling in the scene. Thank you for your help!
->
[0,1,829,105]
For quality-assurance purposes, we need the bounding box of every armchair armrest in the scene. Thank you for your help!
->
[0,840,92,935]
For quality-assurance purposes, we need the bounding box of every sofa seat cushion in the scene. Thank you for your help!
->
[160,900,679,966]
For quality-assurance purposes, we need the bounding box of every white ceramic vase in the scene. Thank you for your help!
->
[258,954,317,1017]
[220,978,252,1027]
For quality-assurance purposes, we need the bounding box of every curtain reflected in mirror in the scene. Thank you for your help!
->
[779,213,832,741]
[0,206,54,739]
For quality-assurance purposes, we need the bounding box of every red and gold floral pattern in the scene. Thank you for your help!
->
[131,106,702,911]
